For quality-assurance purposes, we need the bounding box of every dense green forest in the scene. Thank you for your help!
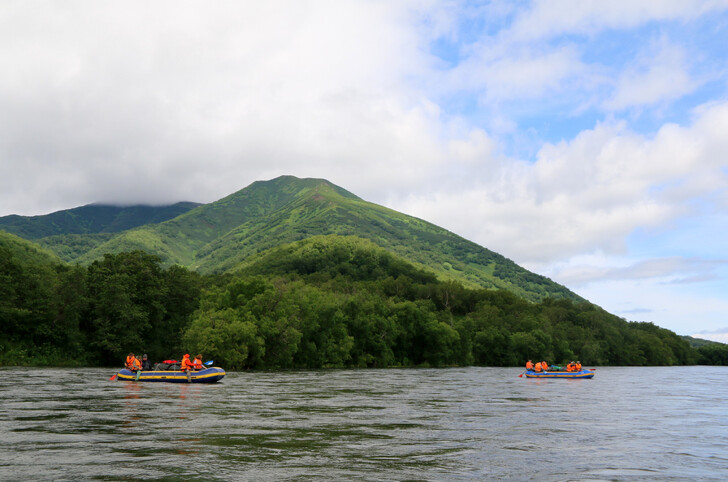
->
[2,232,726,368]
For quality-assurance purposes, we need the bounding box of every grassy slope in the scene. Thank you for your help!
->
[191,180,580,301]
[73,176,325,266]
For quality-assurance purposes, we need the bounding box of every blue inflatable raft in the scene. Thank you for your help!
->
[115,367,226,383]
[524,369,594,379]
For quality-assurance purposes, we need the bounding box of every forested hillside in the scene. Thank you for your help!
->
[4,231,725,368]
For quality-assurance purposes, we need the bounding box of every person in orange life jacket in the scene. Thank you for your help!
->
[180,354,195,371]
[534,361,543,372]
[525,360,534,370]
[192,354,203,370]
[541,361,549,371]
[126,353,141,371]
[575,361,582,371]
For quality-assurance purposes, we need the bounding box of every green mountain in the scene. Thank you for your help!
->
[0,202,200,239]
[10,176,581,302]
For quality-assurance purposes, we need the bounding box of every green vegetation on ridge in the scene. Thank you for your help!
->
[0,202,200,239]
[26,176,579,303]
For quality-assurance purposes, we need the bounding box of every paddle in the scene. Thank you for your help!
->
[204,360,214,366]
[110,373,117,381]
[135,369,141,381]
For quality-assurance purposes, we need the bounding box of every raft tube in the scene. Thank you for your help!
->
[115,367,226,383]
[524,369,594,379]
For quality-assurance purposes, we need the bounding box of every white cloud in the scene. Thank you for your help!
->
[395,100,728,266]
[551,255,727,287]
[504,0,728,42]
[0,1,449,215]
[571,276,728,334]
[691,331,728,344]
[604,38,697,111]
[445,44,585,103]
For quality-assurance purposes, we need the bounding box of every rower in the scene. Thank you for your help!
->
[126,353,141,371]
[181,354,194,371]
[192,354,204,370]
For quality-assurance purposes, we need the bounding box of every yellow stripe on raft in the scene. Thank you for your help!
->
[116,369,225,381]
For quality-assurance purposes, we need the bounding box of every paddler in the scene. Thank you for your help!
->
[534,361,543,372]
[180,353,194,371]
[541,361,549,371]
[575,361,582,372]
[525,360,534,371]
[192,354,204,370]
[126,352,141,371]
[141,354,152,371]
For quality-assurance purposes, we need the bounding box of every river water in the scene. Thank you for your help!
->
[2,366,727,481]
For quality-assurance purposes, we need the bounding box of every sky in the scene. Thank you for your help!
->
[1,0,727,340]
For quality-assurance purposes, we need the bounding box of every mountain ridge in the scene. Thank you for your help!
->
[0,202,201,239]
[4,176,582,303]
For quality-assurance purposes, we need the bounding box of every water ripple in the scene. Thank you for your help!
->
[2,366,728,480]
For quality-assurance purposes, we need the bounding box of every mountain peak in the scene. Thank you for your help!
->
[10,176,582,303]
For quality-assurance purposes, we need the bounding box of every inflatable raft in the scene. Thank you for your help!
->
[115,367,226,383]
[524,369,594,379]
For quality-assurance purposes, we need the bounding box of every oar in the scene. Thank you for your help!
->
[204,360,214,366]
[135,369,141,381]
[110,372,117,381]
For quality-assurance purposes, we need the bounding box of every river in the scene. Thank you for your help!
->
[2,366,727,480]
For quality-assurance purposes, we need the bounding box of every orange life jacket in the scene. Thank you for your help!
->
[534,362,542,372]
[192,358,203,369]
[126,355,139,370]
[542,362,549,370]
[181,356,194,370]
[127,356,141,370]
[526,361,534,370]
[575,363,582,371]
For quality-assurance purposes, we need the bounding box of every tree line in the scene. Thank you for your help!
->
[2,240,727,368]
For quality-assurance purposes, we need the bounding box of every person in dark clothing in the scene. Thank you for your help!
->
[141,354,152,371]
